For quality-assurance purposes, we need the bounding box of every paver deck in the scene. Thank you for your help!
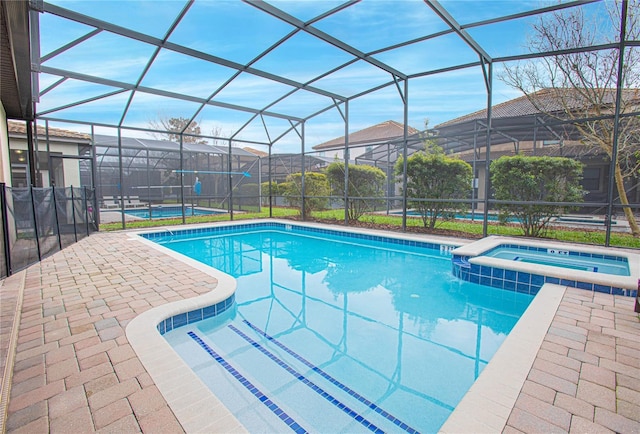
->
[0,225,639,433]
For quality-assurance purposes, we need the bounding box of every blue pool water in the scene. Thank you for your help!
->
[483,246,630,276]
[124,206,223,219]
[157,226,533,433]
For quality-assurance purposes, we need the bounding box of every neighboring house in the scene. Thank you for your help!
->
[7,120,92,188]
[242,147,269,158]
[312,120,419,161]
[432,88,640,209]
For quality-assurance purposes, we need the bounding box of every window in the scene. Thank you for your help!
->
[582,167,602,192]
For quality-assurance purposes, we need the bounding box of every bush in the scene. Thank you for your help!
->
[491,155,584,237]
[261,181,280,205]
[281,172,330,216]
[325,162,386,221]
[395,152,473,228]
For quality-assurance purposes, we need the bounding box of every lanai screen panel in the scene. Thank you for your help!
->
[26,1,640,241]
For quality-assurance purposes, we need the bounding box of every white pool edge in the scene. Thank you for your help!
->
[439,282,566,433]
[126,233,247,434]
[125,220,567,433]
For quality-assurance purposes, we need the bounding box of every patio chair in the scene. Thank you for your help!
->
[101,196,121,209]
[126,196,146,208]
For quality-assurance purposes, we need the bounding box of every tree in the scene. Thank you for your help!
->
[395,148,473,229]
[261,180,281,206]
[325,162,387,221]
[491,155,585,237]
[148,116,207,144]
[500,1,640,236]
[281,172,330,216]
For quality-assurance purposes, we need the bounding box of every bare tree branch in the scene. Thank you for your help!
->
[499,0,640,236]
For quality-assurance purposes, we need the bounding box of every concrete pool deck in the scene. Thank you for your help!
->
[1,222,639,433]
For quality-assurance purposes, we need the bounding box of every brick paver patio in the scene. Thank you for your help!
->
[1,227,639,433]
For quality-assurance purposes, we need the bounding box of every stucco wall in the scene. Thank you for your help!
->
[0,103,12,186]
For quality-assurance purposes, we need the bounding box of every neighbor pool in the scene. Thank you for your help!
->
[124,206,223,219]
[146,223,533,433]
[390,210,517,222]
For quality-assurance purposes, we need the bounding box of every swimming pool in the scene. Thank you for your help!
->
[554,215,617,225]
[147,223,533,433]
[124,206,224,219]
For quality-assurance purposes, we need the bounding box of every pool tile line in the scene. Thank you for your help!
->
[452,258,636,297]
[157,294,235,334]
[229,324,388,434]
[139,221,460,254]
[485,243,629,262]
[187,331,308,434]
[241,320,425,433]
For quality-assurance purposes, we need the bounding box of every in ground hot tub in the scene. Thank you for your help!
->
[451,236,638,297]
[481,245,629,276]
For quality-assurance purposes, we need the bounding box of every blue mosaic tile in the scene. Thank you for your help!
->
[241,320,420,433]
[187,309,203,323]
[594,284,612,294]
[173,313,187,328]
[492,268,504,279]
[228,324,385,432]
[480,266,492,277]
[504,280,516,291]
[203,305,216,319]
[560,279,576,287]
[531,274,544,286]
[504,269,517,281]
[158,294,235,335]
[517,272,531,284]
[491,278,505,289]
[516,283,530,294]
[188,331,308,434]
[480,276,491,286]
[545,276,560,284]
[576,281,593,291]
[611,287,625,296]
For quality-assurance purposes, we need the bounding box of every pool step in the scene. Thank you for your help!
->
[184,322,418,433]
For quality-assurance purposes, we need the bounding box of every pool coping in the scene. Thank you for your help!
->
[125,220,574,433]
[439,282,566,433]
[126,232,246,433]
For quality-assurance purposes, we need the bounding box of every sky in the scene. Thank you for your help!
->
[35,0,615,153]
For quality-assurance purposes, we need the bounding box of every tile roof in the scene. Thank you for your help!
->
[312,120,419,150]
[243,147,269,157]
[435,88,640,128]
[8,120,91,141]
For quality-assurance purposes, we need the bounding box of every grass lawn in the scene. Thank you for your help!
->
[100,207,640,249]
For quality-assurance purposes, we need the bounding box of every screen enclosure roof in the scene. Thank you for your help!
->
[30,0,635,151]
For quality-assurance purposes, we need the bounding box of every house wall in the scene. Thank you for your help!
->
[314,146,369,161]
[457,139,638,214]
[0,104,11,186]
[9,136,82,187]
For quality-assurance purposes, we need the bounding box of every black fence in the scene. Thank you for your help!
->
[0,184,98,278]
